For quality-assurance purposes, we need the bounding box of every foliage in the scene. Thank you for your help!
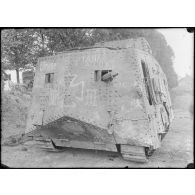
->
[1,28,178,87]
[1,29,35,83]
[2,29,34,69]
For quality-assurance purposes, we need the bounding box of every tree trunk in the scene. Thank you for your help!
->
[40,29,45,56]
[16,69,20,84]
[1,75,4,92]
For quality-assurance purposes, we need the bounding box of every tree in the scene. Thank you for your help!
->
[1,28,178,88]
[1,29,34,83]
[40,28,93,53]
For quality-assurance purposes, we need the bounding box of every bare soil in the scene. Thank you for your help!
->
[1,108,193,168]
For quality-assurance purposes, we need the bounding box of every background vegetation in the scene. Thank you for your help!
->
[1,28,178,88]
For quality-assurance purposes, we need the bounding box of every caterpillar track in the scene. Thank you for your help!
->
[121,153,148,163]
[121,145,153,163]
[3,130,153,163]
[33,135,152,163]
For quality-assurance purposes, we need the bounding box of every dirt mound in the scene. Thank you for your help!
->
[1,89,31,139]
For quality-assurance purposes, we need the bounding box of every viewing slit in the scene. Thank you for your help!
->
[94,70,112,81]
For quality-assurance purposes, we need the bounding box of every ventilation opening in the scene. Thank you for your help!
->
[94,70,112,81]
[45,73,54,83]
[116,144,121,153]
[94,70,101,81]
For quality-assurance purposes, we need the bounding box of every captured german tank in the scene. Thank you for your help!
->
[25,38,174,162]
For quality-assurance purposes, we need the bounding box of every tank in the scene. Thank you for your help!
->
[25,38,174,162]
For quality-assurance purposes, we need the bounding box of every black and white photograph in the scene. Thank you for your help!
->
[0,1,194,194]
[1,28,194,168]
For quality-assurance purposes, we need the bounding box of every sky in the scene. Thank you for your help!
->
[157,28,194,78]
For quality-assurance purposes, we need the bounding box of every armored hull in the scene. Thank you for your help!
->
[26,38,174,162]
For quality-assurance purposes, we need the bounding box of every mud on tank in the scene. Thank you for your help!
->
[25,38,174,162]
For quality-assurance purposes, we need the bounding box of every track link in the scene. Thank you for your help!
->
[121,153,148,163]
[121,145,149,163]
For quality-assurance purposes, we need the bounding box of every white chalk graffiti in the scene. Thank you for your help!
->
[80,55,110,68]
[86,89,97,106]
[70,74,84,101]
[63,74,85,108]
[49,89,58,105]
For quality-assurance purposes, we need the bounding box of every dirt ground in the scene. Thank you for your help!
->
[1,108,193,168]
